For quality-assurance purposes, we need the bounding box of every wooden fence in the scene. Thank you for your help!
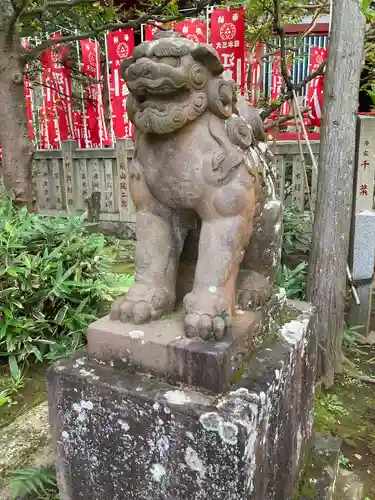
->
[34,139,135,223]
[33,139,320,222]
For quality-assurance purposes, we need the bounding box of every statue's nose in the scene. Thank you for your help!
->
[130,58,154,78]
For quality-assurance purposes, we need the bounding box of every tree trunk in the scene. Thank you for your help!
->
[0,0,34,208]
[306,0,366,387]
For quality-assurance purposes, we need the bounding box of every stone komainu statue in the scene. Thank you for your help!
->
[110,32,283,341]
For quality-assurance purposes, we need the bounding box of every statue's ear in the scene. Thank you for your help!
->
[120,56,135,80]
[191,44,224,76]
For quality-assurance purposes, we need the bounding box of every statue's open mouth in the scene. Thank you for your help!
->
[138,98,168,113]
[136,90,191,112]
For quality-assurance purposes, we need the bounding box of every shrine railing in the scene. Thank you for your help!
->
[34,139,320,223]
[34,139,136,224]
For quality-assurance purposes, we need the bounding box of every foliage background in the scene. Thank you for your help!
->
[0,196,133,375]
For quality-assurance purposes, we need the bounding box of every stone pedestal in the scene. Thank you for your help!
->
[348,210,375,336]
[348,115,375,335]
[47,300,317,500]
[87,308,268,394]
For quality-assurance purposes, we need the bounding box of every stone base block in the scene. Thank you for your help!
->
[87,309,264,394]
[87,295,283,394]
[48,301,317,500]
[298,433,341,499]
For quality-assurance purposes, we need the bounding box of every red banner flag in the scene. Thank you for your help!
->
[307,46,327,98]
[174,19,207,43]
[144,24,161,41]
[39,105,59,150]
[244,50,250,98]
[210,8,245,89]
[144,22,174,41]
[22,40,35,142]
[72,111,85,148]
[39,108,47,150]
[307,46,327,127]
[246,43,264,103]
[39,68,60,150]
[40,34,74,147]
[107,30,135,139]
[24,76,34,142]
[80,39,111,147]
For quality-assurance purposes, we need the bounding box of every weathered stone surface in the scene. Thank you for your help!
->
[88,298,282,394]
[334,468,364,500]
[350,210,375,281]
[347,210,375,335]
[298,433,341,500]
[353,116,375,214]
[48,302,316,500]
[88,310,263,394]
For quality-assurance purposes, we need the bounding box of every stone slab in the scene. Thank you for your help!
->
[298,433,341,500]
[334,468,364,500]
[348,282,372,336]
[87,309,265,394]
[48,301,316,500]
[351,210,375,281]
[353,116,375,214]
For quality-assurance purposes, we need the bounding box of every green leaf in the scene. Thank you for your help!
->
[8,465,57,497]
[361,0,372,11]
[21,254,32,269]
[0,287,17,298]
[8,355,20,379]
[54,305,68,325]
[31,345,43,362]
[6,267,19,277]
[4,220,12,233]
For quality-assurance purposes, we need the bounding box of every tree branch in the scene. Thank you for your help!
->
[297,1,329,43]
[21,0,212,60]
[259,49,281,61]
[20,0,97,17]
[31,80,84,104]
[264,106,310,130]
[265,41,299,52]
[260,60,326,120]
[8,0,28,36]
[273,0,292,90]
[284,2,329,11]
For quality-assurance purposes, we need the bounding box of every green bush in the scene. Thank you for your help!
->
[0,197,133,373]
[275,262,308,300]
[8,465,58,499]
[282,205,312,256]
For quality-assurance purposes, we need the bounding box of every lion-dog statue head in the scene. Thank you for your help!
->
[120,31,245,136]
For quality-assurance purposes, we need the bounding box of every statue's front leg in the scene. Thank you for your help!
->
[183,183,254,340]
[111,161,186,324]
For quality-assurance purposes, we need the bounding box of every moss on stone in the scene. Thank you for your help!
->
[313,374,375,497]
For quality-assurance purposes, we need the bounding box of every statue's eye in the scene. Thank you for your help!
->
[158,56,180,67]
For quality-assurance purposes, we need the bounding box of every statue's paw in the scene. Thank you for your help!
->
[183,289,231,341]
[110,284,174,324]
[184,312,231,341]
[236,271,271,310]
